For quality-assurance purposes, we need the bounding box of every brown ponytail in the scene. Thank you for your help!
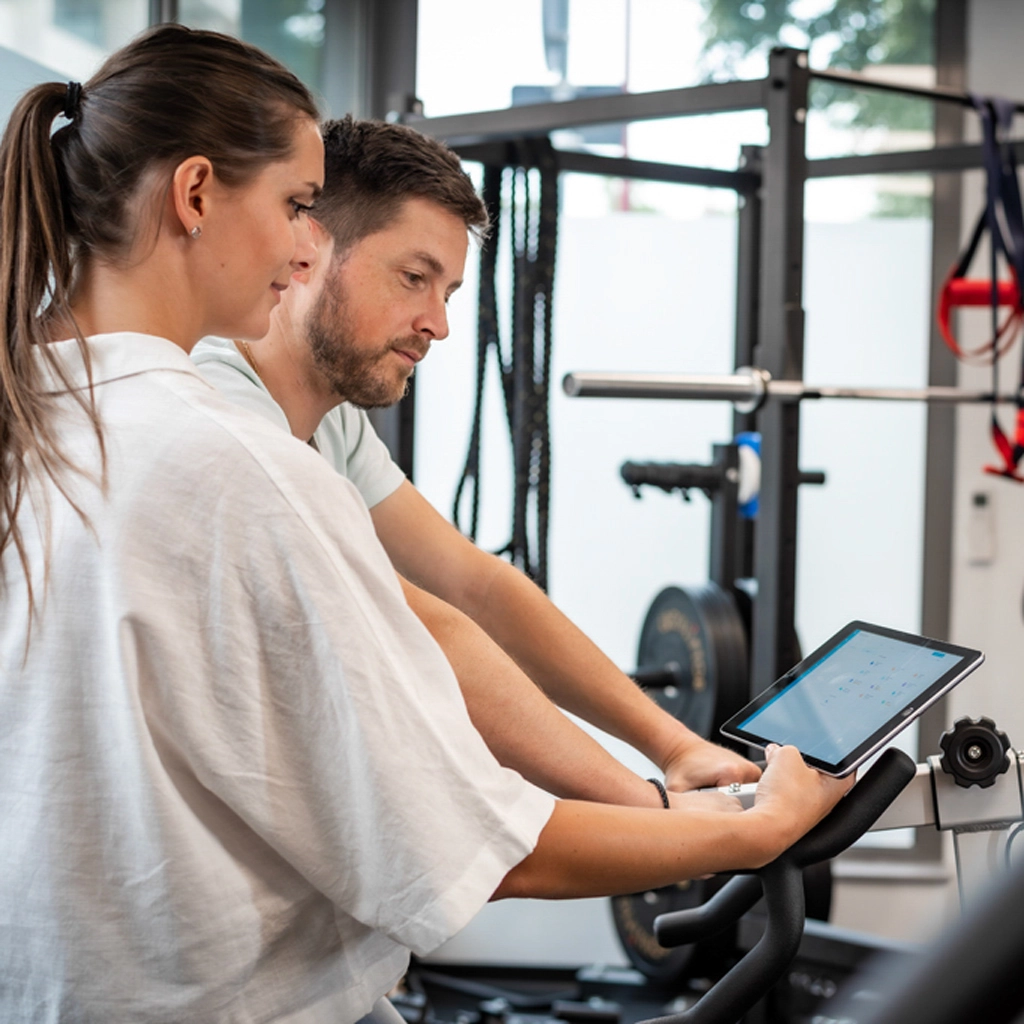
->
[0,25,319,611]
[0,81,90,616]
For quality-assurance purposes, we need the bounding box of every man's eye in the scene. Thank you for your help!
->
[404,272,424,286]
[290,200,314,216]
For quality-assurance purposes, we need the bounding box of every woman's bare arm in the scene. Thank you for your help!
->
[494,745,853,900]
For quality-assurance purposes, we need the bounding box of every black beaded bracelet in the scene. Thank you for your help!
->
[646,777,670,809]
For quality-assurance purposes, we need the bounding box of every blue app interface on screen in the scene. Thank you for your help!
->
[739,630,964,763]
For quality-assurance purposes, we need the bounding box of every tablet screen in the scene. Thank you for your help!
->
[720,621,984,775]
[738,629,964,764]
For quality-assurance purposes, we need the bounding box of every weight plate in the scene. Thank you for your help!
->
[613,584,750,985]
[634,583,749,741]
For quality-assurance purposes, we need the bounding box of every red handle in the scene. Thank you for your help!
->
[943,277,1020,308]
[938,274,1024,363]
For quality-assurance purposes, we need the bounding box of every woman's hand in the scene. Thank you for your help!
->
[749,744,856,859]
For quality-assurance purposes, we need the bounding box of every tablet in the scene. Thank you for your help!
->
[720,621,984,777]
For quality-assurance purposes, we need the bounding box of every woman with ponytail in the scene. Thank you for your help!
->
[0,23,850,1024]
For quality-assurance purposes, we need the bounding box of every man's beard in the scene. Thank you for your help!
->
[305,276,421,410]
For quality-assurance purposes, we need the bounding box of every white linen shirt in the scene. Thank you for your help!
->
[191,336,406,509]
[0,333,554,1024]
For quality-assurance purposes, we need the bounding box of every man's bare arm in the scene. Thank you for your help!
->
[375,482,760,791]
[494,745,853,900]
[400,576,665,807]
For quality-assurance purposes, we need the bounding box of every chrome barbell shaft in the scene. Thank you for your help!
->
[562,370,1020,408]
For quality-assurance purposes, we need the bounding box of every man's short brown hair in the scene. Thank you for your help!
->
[314,116,489,255]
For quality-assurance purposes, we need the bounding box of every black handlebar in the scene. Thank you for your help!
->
[620,459,825,498]
[642,747,917,1024]
[632,662,687,690]
[786,749,917,867]
[620,461,726,496]
[653,874,763,948]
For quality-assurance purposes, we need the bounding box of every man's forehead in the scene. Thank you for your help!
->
[364,203,468,269]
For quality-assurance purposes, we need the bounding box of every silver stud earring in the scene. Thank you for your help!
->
[190,225,202,240]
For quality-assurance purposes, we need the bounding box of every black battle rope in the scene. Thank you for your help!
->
[453,165,504,542]
[453,139,559,589]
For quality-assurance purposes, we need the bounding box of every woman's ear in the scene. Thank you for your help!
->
[170,156,215,240]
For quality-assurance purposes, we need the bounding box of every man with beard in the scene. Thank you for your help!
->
[191,116,761,806]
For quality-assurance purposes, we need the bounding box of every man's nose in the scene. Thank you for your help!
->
[414,292,449,341]
[291,216,318,273]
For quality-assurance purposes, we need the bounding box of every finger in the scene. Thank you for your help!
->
[715,758,762,785]
[837,772,857,795]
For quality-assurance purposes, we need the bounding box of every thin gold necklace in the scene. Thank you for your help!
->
[236,339,262,381]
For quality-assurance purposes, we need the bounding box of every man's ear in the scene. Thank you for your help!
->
[170,156,215,240]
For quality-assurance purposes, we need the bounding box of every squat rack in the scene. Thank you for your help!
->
[410,44,1024,704]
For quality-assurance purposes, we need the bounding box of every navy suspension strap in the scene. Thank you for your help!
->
[970,97,1024,479]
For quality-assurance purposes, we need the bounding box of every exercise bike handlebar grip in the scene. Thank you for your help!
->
[654,874,762,948]
[639,747,917,1024]
[652,748,916,951]
[787,747,917,868]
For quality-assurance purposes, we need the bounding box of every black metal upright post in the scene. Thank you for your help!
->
[732,145,763,584]
[148,0,177,23]
[910,0,967,864]
[750,49,809,697]
[921,0,966,649]
[733,146,763,392]
[708,444,742,590]
[324,0,420,479]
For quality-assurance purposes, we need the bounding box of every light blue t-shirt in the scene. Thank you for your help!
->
[191,336,406,509]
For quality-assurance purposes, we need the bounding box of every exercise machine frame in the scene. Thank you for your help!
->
[410,38,1022,830]
[411,46,1024,700]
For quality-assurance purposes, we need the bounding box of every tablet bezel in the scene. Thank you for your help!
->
[719,620,984,777]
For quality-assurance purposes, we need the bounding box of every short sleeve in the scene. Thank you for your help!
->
[313,405,406,509]
[190,336,292,434]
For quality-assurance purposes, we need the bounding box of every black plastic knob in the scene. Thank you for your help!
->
[938,716,1011,789]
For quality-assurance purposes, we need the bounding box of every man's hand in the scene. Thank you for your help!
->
[662,735,763,791]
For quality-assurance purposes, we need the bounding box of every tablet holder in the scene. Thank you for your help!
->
[639,747,917,1024]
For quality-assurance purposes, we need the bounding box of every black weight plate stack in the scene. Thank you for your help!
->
[634,583,749,742]
[611,583,750,984]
